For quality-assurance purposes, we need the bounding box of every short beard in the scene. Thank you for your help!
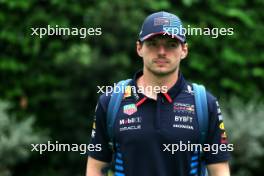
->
[145,64,179,77]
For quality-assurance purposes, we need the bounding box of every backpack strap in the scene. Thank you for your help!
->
[192,83,209,176]
[192,83,209,144]
[107,79,132,147]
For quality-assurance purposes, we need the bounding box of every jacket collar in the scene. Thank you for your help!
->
[130,70,186,104]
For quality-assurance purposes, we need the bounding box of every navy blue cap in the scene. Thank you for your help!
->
[139,11,186,43]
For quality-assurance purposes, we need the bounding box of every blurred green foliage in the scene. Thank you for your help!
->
[0,101,47,176]
[0,0,263,175]
[223,97,264,176]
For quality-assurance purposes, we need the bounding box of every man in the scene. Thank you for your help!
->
[86,11,231,176]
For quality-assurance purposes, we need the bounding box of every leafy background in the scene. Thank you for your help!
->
[0,0,263,176]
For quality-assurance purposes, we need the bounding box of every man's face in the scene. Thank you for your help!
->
[137,35,188,76]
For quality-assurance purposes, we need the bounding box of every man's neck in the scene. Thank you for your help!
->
[136,68,179,100]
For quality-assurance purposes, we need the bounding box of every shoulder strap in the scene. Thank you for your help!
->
[192,83,209,144]
[192,83,209,176]
[107,79,132,146]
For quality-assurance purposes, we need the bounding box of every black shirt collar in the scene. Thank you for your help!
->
[130,70,186,101]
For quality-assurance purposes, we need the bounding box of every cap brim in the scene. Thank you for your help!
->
[140,31,185,43]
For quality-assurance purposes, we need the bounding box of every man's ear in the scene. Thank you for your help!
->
[180,43,188,59]
[136,41,143,57]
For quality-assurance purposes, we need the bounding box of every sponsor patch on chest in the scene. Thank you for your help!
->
[172,115,195,130]
[119,117,142,132]
[173,102,195,114]
[119,117,142,125]
[123,104,137,115]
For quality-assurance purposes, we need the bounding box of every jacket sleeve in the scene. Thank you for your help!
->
[88,95,113,162]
